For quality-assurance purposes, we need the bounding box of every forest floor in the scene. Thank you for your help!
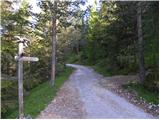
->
[37,64,156,119]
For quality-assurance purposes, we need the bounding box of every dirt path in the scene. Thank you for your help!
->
[37,64,154,119]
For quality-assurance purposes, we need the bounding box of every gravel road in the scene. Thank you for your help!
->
[37,64,155,119]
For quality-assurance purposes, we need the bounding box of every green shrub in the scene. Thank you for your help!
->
[1,80,18,117]
[123,82,159,105]
[3,67,73,119]
[144,70,159,92]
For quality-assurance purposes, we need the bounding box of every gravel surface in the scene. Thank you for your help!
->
[37,64,155,119]
[99,75,159,118]
[37,75,86,119]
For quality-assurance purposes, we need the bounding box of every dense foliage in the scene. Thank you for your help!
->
[77,1,159,92]
[1,0,159,118]
[1,0,82,117]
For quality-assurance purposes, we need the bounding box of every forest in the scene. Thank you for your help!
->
[1,0,159,118]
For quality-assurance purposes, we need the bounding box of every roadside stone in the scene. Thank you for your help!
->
[148,105,152,109]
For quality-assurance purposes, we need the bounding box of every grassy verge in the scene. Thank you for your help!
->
[91,64,159,105]
[91,65,112,76]
[6,67,73,119]
[122,82,159,105]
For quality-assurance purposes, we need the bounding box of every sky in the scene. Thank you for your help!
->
[27,0,99,13]
[28,0,41,14]
[12,0,100,23]
[12,0,100,13]
[11,0,41,13]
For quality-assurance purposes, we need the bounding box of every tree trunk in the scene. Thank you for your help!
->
[51,1,57,86]
[76,38,79,55]
[137,2,145,84]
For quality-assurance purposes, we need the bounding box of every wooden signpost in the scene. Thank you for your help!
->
[15,36,39,118]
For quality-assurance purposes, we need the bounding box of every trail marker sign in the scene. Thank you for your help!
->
[14,36,39,118]
[15,56,39,62]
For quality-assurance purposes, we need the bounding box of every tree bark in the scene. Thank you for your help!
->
[137,2,145,84]
[51,1,57,86]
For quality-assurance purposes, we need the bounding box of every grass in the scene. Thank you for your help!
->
[91,64,159,105]
[6,67,73,119]
[91,65,112,76]
[122,82,159,105]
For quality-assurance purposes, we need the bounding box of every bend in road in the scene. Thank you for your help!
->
[66,64,154,119]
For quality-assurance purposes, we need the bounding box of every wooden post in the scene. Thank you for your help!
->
[15,37,39,118]
[18,42,24,118]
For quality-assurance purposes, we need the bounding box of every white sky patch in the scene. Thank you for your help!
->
[12,0,98,14]
[12,2,20,11]
[11,0,99,23]
[80,0,100,11]
[11,0,41,13]
[28,0,41,14]
[80,0,95,10]
[80,4,87,11]
[87,0,95,6]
